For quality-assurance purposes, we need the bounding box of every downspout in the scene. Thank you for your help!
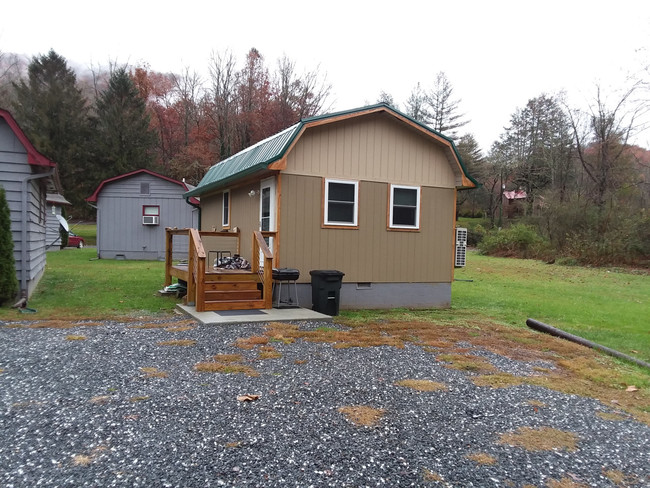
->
[185,196,201,230]
[20,169,55,296]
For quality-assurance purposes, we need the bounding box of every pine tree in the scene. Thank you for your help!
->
[426,72,468,139]
[405,83,430,123]
[93,67,158,179]
[0,186,18,305]
[12,50,92,213]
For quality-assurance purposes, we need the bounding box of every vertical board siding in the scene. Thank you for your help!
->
[284,113,456,189]
[96,173,195,259]
[200,184,263,263]
[280,174,454,284]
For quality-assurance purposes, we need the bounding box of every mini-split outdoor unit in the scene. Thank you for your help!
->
[142,215,159,225]
[454,227,468,268]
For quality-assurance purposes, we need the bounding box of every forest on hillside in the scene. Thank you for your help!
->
[1,48,649,266]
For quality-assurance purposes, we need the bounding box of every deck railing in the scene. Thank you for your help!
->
[165,227,275,311]
[252,230,274,309]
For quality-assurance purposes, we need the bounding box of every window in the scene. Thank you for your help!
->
[222,190,230,228]
[389,185,420,230]
[142,205,160,225]
[140,182,150,195]
[324,179,358,227]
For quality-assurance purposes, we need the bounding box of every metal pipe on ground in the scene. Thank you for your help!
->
[526,318,650,370]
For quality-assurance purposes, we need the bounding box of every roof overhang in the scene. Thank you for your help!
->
[87,168,200,205]
[185,103,478,199]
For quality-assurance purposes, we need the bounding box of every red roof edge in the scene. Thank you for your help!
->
[86,168,200,206]
[0,108,57,168]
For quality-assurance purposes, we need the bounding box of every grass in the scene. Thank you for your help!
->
[338,405,385,426]
[253,321,650,424]
[68,223,97,246]
[0,248,180,319]
[394,379,447,392]
[498,426,579,452]
[341,251,650,363]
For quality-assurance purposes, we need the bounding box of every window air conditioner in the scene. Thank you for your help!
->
[455,227,467,268]
[143,215,159,225]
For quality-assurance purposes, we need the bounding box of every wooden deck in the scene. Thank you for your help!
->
[165,228,275,312]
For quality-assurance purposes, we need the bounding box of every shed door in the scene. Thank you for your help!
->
[259,177,276,255]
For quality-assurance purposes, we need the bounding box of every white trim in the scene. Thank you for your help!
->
[259,177,276,260]
[324,178,359,226]
[222,190,230,228]
[389,184,420,229]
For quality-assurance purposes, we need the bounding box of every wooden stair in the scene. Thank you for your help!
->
[200,271,265,311]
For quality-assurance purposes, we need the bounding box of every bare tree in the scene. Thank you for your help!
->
[272,56,332,130]
[377,90,396,107]
[0,50,23,107]
[566,83,646,210]
[171,67,203,145]
[207,49,239,159]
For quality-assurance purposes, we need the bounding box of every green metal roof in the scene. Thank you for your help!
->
[184,103,477,198]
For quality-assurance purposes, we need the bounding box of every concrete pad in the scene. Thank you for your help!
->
[176,304,332,325]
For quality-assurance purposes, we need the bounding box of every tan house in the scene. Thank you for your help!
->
[181,104,477,310]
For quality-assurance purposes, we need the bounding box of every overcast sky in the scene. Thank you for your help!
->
[2,0,649,151]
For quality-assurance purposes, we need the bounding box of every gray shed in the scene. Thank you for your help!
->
[0,108,61,298]
[86,169,199,260]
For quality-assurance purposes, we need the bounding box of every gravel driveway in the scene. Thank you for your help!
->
[0,317,648,487]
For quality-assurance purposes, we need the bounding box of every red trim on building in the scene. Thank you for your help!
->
[86,168,200,205]
[0,109,56,168]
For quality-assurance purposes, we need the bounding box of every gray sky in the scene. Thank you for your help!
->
[2,0,649,151]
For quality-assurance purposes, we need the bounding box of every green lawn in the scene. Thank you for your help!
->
[0,248,179,319]
[1,247,648,364]
[452,252,649,361]
[68,222,97,246]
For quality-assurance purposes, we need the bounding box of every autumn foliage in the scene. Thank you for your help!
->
[132,48,331,184]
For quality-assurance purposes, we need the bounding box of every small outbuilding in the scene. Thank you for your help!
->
[87,169,199,260]
[45,193,72,250]
[183,103,477,310]
[0,108,61,298]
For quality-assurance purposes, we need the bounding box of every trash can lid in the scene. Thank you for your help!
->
[309,269,345,277]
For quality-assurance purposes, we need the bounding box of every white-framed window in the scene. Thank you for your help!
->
[222,190,230,228]
[324,178,358,227]
[389,184,420,230]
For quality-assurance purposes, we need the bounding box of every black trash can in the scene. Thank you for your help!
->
[310,270,345,316]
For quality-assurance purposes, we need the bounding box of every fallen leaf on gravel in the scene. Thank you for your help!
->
[72,454,93,466]
[237,394,260,402]
[89,395,112,405]
[625,385,639,392]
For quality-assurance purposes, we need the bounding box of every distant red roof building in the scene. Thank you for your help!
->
[503,190,526,201]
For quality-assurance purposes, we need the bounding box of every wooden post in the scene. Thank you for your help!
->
[164,229,173,286]
[187,231,195,307]
[196,255,205,312]
[263,255,273,309]
[251,233,259,274]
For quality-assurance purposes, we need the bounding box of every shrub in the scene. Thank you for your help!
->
[467,224,486,247]
[0,187,18,305]
[535,200,650,267]
[478,224,550,259]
